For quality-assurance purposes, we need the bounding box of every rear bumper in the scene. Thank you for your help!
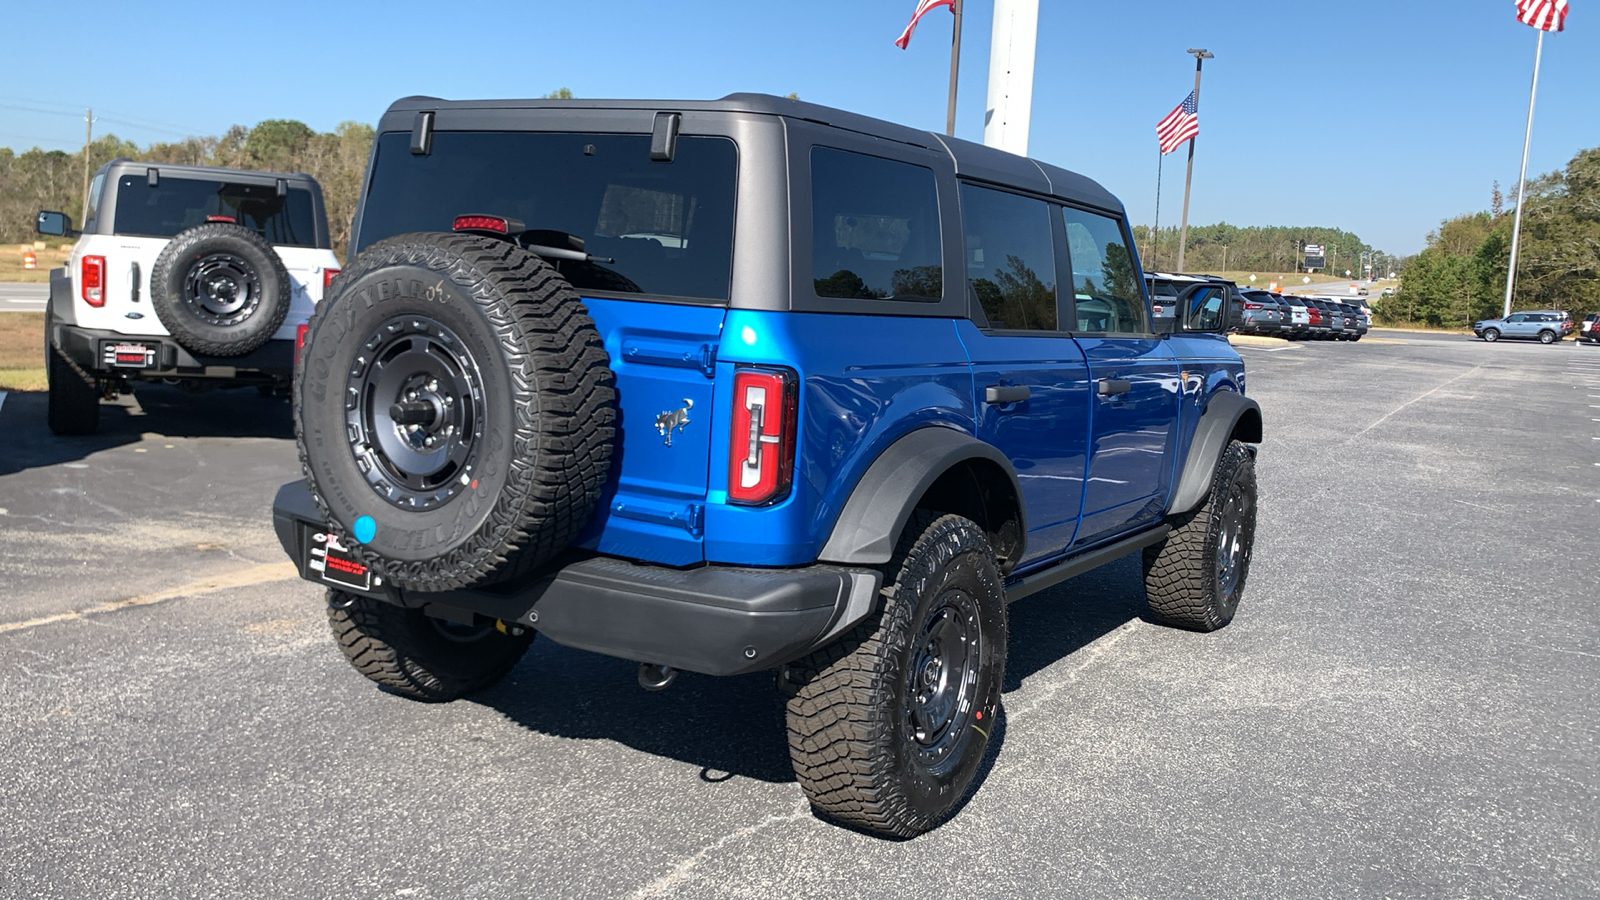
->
[52,323,294,382]
[272,481,880,677]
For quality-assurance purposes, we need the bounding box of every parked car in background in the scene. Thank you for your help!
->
[1144,272,1211,319]
[1279,293,1310,338]
[1237,289,1286,336]
[1580,313,1600,344]
[1473,311,1569,344]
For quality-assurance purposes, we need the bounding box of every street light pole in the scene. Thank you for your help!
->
[1174,48,1212,273]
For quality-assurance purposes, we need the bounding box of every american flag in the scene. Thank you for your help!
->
[895,0,955,49]
[1157,92,1199,155]
[1516,0,1569,31]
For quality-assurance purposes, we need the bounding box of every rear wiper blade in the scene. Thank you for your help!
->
[522,243,614,265]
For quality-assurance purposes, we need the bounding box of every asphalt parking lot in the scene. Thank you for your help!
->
[1,332,1595,898]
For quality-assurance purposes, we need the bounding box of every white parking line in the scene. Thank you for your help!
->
[0,392,6,417]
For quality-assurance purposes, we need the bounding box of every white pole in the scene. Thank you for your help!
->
[1504,30,1544,319]
[982,0,1038,156]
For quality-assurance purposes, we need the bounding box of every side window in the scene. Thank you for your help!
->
[1062,207,1148,334]
[810,147,942,301]
[958,184,1057,331]
[82,173,106,233]
[1507,313,1525,323]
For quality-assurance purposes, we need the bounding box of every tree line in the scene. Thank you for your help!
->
[1383,147,1599,327]
[1130,222,1395,279]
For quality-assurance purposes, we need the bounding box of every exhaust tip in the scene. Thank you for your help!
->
[637,662,678,692]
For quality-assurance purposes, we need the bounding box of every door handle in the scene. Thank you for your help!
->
[1097,379,1132,397]
[984,384,1030,404]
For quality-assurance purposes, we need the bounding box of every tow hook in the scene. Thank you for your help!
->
[638,662,678,692]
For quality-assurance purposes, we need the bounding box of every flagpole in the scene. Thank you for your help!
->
[1150,151,1164,270]
[1503,29,1544,318]
[946,0,963,135]
[1175,48,1212,273]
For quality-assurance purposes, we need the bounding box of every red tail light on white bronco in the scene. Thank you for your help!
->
[81,255,106,306]
[728,367,797,505]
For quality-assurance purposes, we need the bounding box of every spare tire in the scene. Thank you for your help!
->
[149,222,292,357]
[295,232,617,593]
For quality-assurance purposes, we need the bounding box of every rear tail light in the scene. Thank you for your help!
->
[1244,302,1263,310]
[81,255,105,306]
[205,215,237,224]
[295,323,310,367]
[322,268,340,291]
[728,366,797,506]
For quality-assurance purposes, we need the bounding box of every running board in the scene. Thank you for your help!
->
[1004,525,1172,603]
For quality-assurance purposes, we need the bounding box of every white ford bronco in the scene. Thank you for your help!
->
[35,160,341,434]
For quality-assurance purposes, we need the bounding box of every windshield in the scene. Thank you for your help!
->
[113,175,318,246]
[358,131,737,302]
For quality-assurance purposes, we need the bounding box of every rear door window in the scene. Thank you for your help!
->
[810,147,942,301]
[359,131,737,301]
[113,176,319,247]
[1062,207,1147,334]
[958,184,1057,331]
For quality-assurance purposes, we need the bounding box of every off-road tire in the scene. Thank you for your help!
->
[1143,440,1257,632]
[1538,330,1557,345]
[296,233,616,593]
[326,590,533,701]
[149,223,292,357]
[784,511,1007,838]
[44,309,100,435]
[1482,328,1500,343]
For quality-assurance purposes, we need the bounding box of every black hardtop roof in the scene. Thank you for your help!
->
[96,158,319,185]
[381,92,1123,214]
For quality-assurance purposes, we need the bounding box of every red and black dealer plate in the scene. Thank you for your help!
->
[103,342,156,369]
[307,529,373,591]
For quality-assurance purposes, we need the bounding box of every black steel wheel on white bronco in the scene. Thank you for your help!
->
[1143,439,1258,631]
[295,233,616,593]
[148,222,292,357]
[784,511,1007,838]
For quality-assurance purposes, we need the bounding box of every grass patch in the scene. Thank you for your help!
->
[0,367,46,391]
[0,312,44,372]
[0,245,71,284]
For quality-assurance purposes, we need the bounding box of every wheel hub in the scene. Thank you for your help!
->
[346,316,486,510]
[183,253,260,324]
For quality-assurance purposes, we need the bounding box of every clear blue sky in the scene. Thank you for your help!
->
[4,0,1595,255]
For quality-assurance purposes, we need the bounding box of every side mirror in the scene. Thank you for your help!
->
[1223,296,1244,332]
[36,210,73,237]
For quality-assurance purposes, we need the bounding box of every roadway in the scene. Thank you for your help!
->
[0,325,1595,897]
[0,282,48,312]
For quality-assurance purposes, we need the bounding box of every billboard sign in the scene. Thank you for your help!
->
[1303,243,1326,269]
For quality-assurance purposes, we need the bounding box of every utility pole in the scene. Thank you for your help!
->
[945,0,963,136]
[80,108,93,225]
[1174,49,1212,273]
[1221,244,1229,271]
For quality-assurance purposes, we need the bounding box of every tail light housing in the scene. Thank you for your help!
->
[728,366,797,506]
[295,323,310,367]
[1243,302,1263,310]
[81,255,105,306]
[322,268,340,291]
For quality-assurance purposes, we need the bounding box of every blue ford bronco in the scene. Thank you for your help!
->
[274,93,1262,838]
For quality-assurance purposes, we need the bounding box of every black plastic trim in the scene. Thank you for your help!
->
[1005,524,1171,603]
[817,426,1025,565]
[1167,391,1263,516]
[53,323,294,380]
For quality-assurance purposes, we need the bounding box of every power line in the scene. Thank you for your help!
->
[0,100,208,137]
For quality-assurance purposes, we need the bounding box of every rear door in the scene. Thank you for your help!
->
[959,183,1092,564]
[1061,206,1180,547]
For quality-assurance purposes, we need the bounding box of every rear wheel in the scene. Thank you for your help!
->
[784,512,1007,838]
[44,310,100,435]
[1482,328,1500,343]
[326,590,533,701]
[1538,330,1557,344]
[1143,440,1257,632]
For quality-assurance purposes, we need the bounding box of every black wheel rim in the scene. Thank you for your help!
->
[182,252,262,326]
[903,589,983,770]
[1213,471,1255,602]
[346,315,486,510]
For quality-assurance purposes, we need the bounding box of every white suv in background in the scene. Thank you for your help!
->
[36,160,340,434]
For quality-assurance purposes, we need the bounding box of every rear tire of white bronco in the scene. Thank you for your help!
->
[44,310,100,436]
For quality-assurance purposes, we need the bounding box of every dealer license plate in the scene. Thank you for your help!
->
[307,529,373,592]
[106,342,156,368]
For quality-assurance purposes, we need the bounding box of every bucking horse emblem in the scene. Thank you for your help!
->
[655,399,693,447]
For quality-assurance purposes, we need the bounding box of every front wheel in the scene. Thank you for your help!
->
[326,591,533,701]
[785,512,1007,838]
[1143,440,1258,632]
[1482,328,1500,343]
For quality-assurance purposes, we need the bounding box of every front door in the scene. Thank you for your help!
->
[1061,206,1181,547]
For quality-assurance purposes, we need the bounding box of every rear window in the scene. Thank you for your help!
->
[113,176,318,247]
[358,131,737,302]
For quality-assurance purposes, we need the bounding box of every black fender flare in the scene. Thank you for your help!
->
[48,266,76,328]
[1167,391,1263,517]
[817,426,1024,566]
